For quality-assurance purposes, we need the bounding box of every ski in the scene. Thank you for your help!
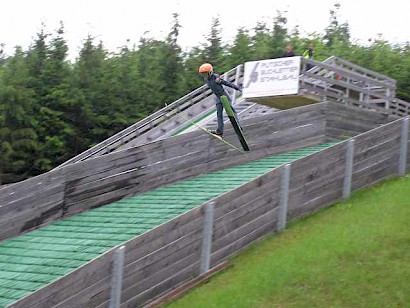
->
[220,95,250,151]
[165,104,245,153]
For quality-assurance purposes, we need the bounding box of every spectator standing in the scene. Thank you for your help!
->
[303,43,314,71]
[282,44,295,57]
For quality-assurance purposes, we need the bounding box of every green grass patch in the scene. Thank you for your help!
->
[167,175,410,308]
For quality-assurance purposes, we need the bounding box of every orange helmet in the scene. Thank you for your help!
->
[198,63,213,73]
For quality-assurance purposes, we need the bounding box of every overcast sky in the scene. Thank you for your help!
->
[1,0,408,61]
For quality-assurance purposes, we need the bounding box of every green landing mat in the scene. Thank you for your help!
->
[0,142,338,307]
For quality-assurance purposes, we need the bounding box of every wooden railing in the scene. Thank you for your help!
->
[299,56,408,116]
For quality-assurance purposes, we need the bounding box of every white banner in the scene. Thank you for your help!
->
[242,57,300,98]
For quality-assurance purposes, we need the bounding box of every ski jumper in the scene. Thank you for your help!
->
[205,73,242,134]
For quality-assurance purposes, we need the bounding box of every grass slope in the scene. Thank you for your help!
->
[167,175,410,308]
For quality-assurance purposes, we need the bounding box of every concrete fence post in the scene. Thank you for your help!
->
[277,163,291,231]
[109,245,125,308]
[399,117,409,176]
[343,139,355,199]
[200,201,215,274]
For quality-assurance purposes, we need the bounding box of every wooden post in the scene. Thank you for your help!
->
[343,139,355,199]
[399,117,409,176]
[200,201,215,274]
[109,246,125,308]
[277,163,291,231]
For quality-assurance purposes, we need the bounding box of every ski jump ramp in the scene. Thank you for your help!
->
[1,56,410,307]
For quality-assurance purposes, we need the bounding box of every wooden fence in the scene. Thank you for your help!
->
[7,111,409,308]
[1,102,328,242]
[1,102,398,242]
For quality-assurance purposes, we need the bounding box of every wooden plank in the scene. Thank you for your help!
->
[139,134,212,164]
[210,171,280,223]
[244,105,325,129]
[249,122,326,150]
[211,208,277,265]
[135,142,260,189]
[289,147,346,190]
[288,187,343,220]
[121,261,199,308]
[53,276,111,308]
[144,261,230,308]
[288,175,344,219]
[0,184,64,219]
[210,168,282,216]
[243,102,325,127]
[122,230,202,285]
[352,158,398,191]
[354,137,400,171]
[121,206,203,264]
[326,101,389,121]
[121,247,201,306]
[64,167,147,202]
[64,158,148,191]
[213,176,281,222]
[354,133,401,162]
[0,169,64,205]
[0,205,63,241]
[213,194,278,241]
[245,114,326,141]
[63,154,148,188]
[285,142,346,218]
[0,185,65,240]
[353,118,402,148]
[62,147,148,181]
[325,127,360,140]
[63,183,144,216]
[326,118,382,135]
[250,135,325,154]
[326,109,388,127]
[289,163,345,202]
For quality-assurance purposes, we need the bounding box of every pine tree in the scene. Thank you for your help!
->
[25,23,73,172]
[203,17,225,71]
[160,13,184,103]
[0,47,39,183]
[324,2,350,48]
[227,27,252,68]
[270,11,289,58]
[251,22,272,60]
